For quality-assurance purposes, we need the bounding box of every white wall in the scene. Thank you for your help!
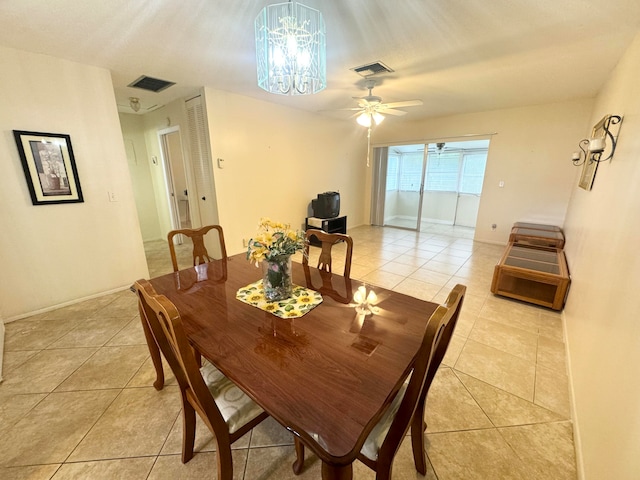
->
[563,32,640,480]
[369,99,594,243]
[119,113,162,241]
[0,46,148,320]
[203,87,368,255]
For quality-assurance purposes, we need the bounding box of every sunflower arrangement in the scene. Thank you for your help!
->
[246,218,306,266]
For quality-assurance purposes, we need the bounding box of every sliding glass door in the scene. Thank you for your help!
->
[372,139,490,232]
[382,145,427,230]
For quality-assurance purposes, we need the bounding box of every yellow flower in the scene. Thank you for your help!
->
[265,304,276,311]
[299,296,312,304]
[286,310,299,317]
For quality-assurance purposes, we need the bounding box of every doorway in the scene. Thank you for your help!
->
[373,139,490,232]
[158,127,193,233]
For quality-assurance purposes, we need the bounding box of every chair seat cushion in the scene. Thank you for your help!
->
[360,376,410,461]
[200,361,264,434]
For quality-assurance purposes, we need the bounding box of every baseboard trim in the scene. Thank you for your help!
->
[3,285,133,324]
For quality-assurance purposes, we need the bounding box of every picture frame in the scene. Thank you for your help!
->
[13,130,84,205]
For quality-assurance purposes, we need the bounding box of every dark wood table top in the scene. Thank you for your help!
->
[150,254,437,467]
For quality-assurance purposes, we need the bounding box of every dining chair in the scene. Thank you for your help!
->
[134,279,269,480]
[303,229,354,279]
[292,283,466,479]
[167,224,227,272]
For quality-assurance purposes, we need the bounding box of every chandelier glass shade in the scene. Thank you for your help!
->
[255,1,326,95]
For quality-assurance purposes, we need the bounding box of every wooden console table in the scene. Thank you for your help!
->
[491,243,570,310]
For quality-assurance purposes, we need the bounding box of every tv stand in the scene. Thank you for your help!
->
[305,216,347,246]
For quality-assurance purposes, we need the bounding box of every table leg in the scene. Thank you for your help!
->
[321,462,352,480]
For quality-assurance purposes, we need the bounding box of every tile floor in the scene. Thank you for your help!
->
[0,224,577,479]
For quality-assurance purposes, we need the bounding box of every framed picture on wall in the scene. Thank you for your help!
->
[13,130,84,205]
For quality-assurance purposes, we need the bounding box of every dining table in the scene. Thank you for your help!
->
[143,253,438,479]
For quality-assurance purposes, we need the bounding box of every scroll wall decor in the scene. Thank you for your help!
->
[571,114,623,191]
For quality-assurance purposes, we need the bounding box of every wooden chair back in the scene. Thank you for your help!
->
[302,229,353,279]
[134,279,267,479]
[167,225,227,272]
[359,284,466,478]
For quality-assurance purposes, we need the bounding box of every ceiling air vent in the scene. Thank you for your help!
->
[127,75,176,92]
[351,61,394,77]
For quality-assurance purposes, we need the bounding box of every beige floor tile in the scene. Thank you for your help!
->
[426,428,529,479]
[91,292,139,319]
[48,316,131,348]
[4,318,82,351]
[392,278,442,302]
[1,464,60,480]
[457,292,487,316]
[51,457,155,479]
[0,348,97,395]
[499,422,577,480]
[429,255,467,268]
[0,390,119,466]
[537,336,567,373]
[149,450,248,480]
[534,366,571,418]
[160,410,251,455]
[244,445,321,480]
[55,345,150,391]
[479,297,541,334]
[127,354,178,388]
[409,268,452,287]
[105,318,147,346]
[378,261,420,277]
[351,436,436,479]
[469,317,538,362]
[455,340,536,401]
[425,368,493,433]
[250,417,295,447]
[456,371,563,427]
[391,254,429,268]
[453,311,477,338]
[0,393,47,435]
[360,270,405,290]
[0,350,39,373]
[442,334,466,368]
[68,386,181,461]
[538,312,564,341]
[351,255,390,270]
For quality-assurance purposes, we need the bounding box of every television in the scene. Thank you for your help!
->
[312,191,340,219]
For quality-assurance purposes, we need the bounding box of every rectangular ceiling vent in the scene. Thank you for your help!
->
[127,75,176,92]
[351,61,394,77]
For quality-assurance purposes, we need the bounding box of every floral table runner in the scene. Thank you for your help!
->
[236,281,323,318]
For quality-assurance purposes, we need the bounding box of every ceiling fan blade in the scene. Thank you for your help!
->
[379,108,408,116]
[380,100,423,108]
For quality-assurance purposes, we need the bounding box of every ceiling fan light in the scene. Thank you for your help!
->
[373,112,385,125]
[357,112,372,127]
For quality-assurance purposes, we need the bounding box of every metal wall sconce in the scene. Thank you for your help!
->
[572,114,622,166]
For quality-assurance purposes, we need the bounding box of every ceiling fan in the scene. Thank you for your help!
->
[340,79,423,166]
[345,79,423,127]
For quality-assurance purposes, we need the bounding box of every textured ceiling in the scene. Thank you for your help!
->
[1,0,638,121]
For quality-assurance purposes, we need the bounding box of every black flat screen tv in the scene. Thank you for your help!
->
[312,191,340,219]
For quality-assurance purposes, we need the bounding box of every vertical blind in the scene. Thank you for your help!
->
[387,150,488,195]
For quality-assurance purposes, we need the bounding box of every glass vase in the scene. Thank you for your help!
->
[262,255,293,302]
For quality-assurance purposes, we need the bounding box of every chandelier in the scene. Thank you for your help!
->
[255,1,326,95]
